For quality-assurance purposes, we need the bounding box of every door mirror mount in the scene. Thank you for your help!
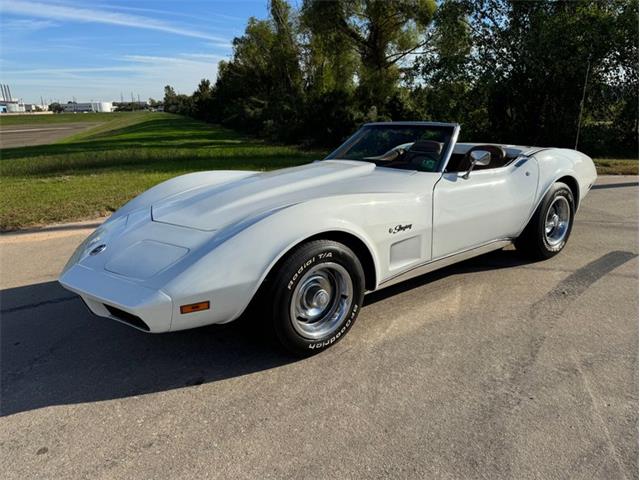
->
[463,150,491,179]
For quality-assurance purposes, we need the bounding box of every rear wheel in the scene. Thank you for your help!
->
[515,182,575,259]
[267,240,365,356]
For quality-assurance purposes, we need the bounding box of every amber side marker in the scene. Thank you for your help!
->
[180,301,210,314]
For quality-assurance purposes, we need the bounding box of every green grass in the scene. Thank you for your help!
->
[1,111,636,231]
[0,112,323,230]
[593,159,638,175]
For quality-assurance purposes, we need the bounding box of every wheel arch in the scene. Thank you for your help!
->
[519,173,580,238]
[556,175,580,210]
[261,230,378,292]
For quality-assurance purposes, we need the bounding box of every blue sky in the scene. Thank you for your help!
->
[0,0,270,103]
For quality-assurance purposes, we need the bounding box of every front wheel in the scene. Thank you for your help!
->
[267,240,365,356]
[515,182,575,259]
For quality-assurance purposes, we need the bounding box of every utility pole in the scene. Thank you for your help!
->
[574,56,591,150]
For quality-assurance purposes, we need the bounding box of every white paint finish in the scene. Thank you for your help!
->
[152,161,377,231]
[379,239,513,289]
[59,264,173,332]
[58,129,597,334]
[110,170,257,222]
[104,240,189,280]
[390,235,422,270]
[533,149,597,210]
[432,158,539,258]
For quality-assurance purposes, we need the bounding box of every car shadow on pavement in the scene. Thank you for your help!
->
[1,281,296,417]
[1,249,530,417]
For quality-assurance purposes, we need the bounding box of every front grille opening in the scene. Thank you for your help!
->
[104,305,150,331]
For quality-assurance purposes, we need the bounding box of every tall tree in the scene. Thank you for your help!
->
[302,0,436,110]
[212,0,304,139]
[463,0,636,150]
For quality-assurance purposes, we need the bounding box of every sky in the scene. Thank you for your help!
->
[0,0,270,103]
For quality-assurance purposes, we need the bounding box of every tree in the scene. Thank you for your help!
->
[163,85,192,115]
[212,0,305,140]
[459,0,637,151]
[48,102,64,113]
[165,0,638,155]
[191,79,215,122]
[302,0,437,111]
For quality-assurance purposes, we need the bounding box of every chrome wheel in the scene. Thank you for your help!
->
[290,262,353,340]
[544,196,570,246]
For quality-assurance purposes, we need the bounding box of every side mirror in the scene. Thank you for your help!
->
[463,150,491,179]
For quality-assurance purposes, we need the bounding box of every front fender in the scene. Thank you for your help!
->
[162,193,418,329]
[533,149,596,211]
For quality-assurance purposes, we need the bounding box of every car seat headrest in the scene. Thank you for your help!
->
[409,140,444,154]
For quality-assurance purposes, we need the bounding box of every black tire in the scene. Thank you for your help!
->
[515,182,575,260]
[266,240,365,356]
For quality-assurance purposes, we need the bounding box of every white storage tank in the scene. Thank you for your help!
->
[6,102,24,113]
[93,102,113,112]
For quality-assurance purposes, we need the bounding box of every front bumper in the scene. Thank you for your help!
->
[60,264,173,333]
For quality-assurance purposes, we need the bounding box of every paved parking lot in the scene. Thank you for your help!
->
[1,176,637,479]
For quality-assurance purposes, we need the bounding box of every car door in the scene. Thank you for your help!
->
[431,158,539,259]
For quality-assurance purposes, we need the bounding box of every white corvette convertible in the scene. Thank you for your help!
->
[60,122,597,354]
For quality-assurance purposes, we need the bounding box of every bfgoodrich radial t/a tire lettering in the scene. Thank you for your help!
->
[268,240,365,356]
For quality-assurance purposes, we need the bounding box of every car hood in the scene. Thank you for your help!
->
[151,160,409,231]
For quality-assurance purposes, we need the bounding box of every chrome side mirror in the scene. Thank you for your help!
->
[463,150,491,179]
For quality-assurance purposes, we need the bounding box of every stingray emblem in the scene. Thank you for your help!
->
[389,224,412,234]
[90,244,107,255]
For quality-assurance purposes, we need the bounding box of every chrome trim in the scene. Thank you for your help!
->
[438,124,461,173]
[544,196,571,246]
[377,239,512,289]
[363,121,460,128]
[290,262,353,340]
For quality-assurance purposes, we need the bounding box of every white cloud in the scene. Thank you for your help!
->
[207,40,235,50]
[1,53,223,101]
[1,18,58,30]
[100,4,245,23]
[1,0,228,41]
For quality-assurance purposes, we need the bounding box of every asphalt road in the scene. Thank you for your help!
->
[1,176,638,479]
[0,123,100,148]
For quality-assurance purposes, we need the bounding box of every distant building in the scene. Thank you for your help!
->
[64,101,114,113]
[24,103,48,112]
[0,101,25,113]
[0,83,25,113]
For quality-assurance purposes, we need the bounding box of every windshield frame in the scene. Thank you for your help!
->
[325,122,461,173]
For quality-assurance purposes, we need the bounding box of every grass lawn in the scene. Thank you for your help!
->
[0,112,322,230]
[0,111,141,126]
[592,159,638,175]
[0,112,637,231]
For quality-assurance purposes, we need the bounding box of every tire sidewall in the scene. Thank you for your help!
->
[538,184,575,254]
[273,242,364,355]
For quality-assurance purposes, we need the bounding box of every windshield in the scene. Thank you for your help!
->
[325,124,456,172]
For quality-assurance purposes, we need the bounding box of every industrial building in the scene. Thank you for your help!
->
[63,102,114,113]
[0,83,25,113]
